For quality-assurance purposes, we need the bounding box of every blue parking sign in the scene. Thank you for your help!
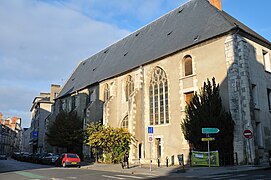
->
[33,131,38,138]
[148,126,154,134]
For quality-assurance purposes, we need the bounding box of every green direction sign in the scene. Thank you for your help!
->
[202,128,220,134]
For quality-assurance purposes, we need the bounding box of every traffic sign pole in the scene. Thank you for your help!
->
[208,139,210,167]
[150,142,152,171]
[201,128,220,167]
[148,126,154,172]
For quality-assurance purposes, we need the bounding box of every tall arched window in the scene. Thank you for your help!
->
[184,55,193,76]
[104,83,110,102]
[121,115,128,129]
[125,75,134,101]
[149,67,169,125]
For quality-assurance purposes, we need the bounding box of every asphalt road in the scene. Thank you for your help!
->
[1,158,271,180]
[0,158,159,180]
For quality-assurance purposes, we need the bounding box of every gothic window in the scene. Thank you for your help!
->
[149,67,169,125]
[61,99,66,111]
[89,90,96,103]
[125,75,134,101]
[121,116,128,129]
[104,83,110,102]
[70,95,79,110]
[184,55,193,76]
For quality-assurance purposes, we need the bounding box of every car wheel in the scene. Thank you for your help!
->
[63,162,66,168]
[77,165,81,168]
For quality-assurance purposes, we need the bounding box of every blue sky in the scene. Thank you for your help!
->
[0,0,270,128]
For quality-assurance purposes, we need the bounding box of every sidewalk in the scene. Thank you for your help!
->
[175,163,270,178]
[81,163,173,177]
[81,162,270,178]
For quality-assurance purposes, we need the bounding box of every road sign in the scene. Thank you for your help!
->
[33,131,38,138]
[243,129,253,139]
[148,134,154,143]
[201,137,215,141]
[202,128,220,134]
[148,126,154,134]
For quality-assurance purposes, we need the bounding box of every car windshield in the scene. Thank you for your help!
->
[67,154,78,158]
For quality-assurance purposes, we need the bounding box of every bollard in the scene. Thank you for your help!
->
[166,156,169,167]
[171,155,174,166]
[157,158,160,167]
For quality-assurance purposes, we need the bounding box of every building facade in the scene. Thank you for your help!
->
[0,113,22,154]
[0,124,17,155]
[29,84,61,153]
[21,128,31,153]
[55,0,271,165]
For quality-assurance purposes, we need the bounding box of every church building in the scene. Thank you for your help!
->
[55,0,271,165]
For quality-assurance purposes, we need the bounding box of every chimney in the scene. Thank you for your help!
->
[209,0,222,10]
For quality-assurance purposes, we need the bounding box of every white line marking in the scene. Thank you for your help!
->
[204,174,234,178]
[102,175,125,179]
[235,174,248,177]
[254,175,265,177]
[116,174,144,179]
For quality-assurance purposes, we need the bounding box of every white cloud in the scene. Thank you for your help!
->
[53,0,187,30]
[0,0,130,127]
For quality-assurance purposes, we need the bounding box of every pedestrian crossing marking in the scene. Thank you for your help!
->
[102,175,125,179]
[116,174,144,179]
[203,173,251,180]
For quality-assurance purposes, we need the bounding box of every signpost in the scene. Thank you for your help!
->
[243,129,253,139]
[148,134,154,143]
[33,131,38,138]
[148,126,154,134]
[201,127,220,167]
[243,129,253,165]
[202,128,220,134]
[148,126,154,171]
[201,137,215,141]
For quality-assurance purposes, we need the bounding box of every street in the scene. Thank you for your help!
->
[0,158,159,180]
[1,158,271,180]
[169,168,271,180]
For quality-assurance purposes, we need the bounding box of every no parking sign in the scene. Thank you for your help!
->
[148,134,154,143]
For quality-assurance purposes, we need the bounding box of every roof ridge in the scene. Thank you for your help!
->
[57,0,271,99]
[202,0,236,28]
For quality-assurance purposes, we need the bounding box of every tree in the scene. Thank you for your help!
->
[85,122,133,163]
[181,78,235,164]
[46,111,84,156]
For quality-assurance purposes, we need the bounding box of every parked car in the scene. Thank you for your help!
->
[36,153,49,164]
[17,152,27,161]
[0,154,7,160]
[26,153,34,162]
[21,152,30,161]
[11,152,20,160]
[42,153,60,165]
[31,153,40,163]
[55,153,81,168]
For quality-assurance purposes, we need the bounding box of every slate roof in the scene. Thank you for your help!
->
[57,0,271,98]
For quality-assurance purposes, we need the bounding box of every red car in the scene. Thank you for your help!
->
[56,153,81,168]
